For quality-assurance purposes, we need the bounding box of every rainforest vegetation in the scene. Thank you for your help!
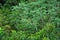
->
[0,0,60,40]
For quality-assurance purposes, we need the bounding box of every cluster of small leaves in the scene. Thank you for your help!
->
[10,0,58,32]
[0,0,60,40]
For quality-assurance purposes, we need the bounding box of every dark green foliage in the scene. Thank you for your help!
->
[0,0,60,40]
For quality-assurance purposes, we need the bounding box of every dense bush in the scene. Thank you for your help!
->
[0,0,60,40]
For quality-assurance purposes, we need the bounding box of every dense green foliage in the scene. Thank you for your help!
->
[0,0,60,40]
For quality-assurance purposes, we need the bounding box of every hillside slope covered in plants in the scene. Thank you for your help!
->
[0,0,60,40]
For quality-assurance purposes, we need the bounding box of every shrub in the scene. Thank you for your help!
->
[0,0,60,40]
